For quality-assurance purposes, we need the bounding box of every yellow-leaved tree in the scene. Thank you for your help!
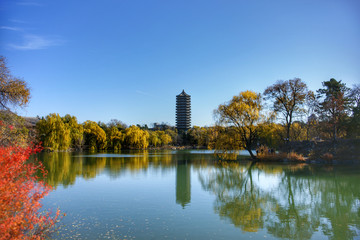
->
[158,131,172,146]
[83,120,106,150]
[36,113,71,151]
[148,130,172,147]
[214,90,263,160]
[106,126,123,150]
[149,131,161,147]
[188,126,216,148]
[257,122,282,149]
[124,125,149,149]
[62,114,84,149]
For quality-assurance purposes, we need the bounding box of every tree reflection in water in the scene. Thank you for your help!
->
[39,151,360,239]
[39,151,174,188]
[199,162,360,239]
[39,151,214,188]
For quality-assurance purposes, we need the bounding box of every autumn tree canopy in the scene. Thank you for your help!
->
[0,56,32,147]
[0,56,30,110]
[215,90,263,159]
[62,114,84,149]
[106,126,123,150]
[0,144,60,239]
[123,125,149,149]
[83,120,107,150]
[36,113,71,151]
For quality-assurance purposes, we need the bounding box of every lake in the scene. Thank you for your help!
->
[39,150,360,239]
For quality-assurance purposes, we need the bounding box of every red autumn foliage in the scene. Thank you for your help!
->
[0,144,60,240]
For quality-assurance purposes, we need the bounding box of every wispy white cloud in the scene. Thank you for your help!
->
[8,34,64,50]
[0,26,22,31]
[16,2,42,6]
[9,19,28,24]
[136,90,153,97]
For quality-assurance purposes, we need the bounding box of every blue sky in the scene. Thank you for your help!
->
[1,0,359,126]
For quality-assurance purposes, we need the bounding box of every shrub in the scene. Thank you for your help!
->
[321,152,334,161]
[256,146,305,162]
[0,144,60,239]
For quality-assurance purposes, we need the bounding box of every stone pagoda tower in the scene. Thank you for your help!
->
[176,90,191,131]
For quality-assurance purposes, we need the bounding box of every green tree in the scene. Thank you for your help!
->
[83,120,107,150]
[214,90,263,159]
[264,78,311,143]
[317,78,351,141]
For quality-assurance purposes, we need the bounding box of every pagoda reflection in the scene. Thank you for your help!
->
[176,160,191,208]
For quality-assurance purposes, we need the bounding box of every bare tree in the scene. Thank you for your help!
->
[264,78,311,143]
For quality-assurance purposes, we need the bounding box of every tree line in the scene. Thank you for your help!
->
[0,54,359,157]
[212,78,360,160]
[36,115,176,151]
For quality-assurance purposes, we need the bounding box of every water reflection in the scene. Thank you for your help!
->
[39,151,212,188]
[199,162,265,232]
[199,162,360,239]
[176,161,191,208]
[39,151,360,239]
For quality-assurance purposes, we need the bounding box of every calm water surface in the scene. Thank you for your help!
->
[39,150,360,240]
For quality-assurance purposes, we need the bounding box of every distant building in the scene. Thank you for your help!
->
[151,122,173,131]
[176,90,191,131]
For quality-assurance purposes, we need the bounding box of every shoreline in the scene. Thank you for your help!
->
[40,147,360,165]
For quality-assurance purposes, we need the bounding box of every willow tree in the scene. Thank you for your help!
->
[36,113,71,151]
[211,126,243,160]
[156,131,172,146]
[106,126,123,150]
[83,120,107,150]
[149,131,161,147]
[123,125,149,149]
[264,78,311,143]
[148,130,172,147]
[62,114,84,149]
[215,90,263,160]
